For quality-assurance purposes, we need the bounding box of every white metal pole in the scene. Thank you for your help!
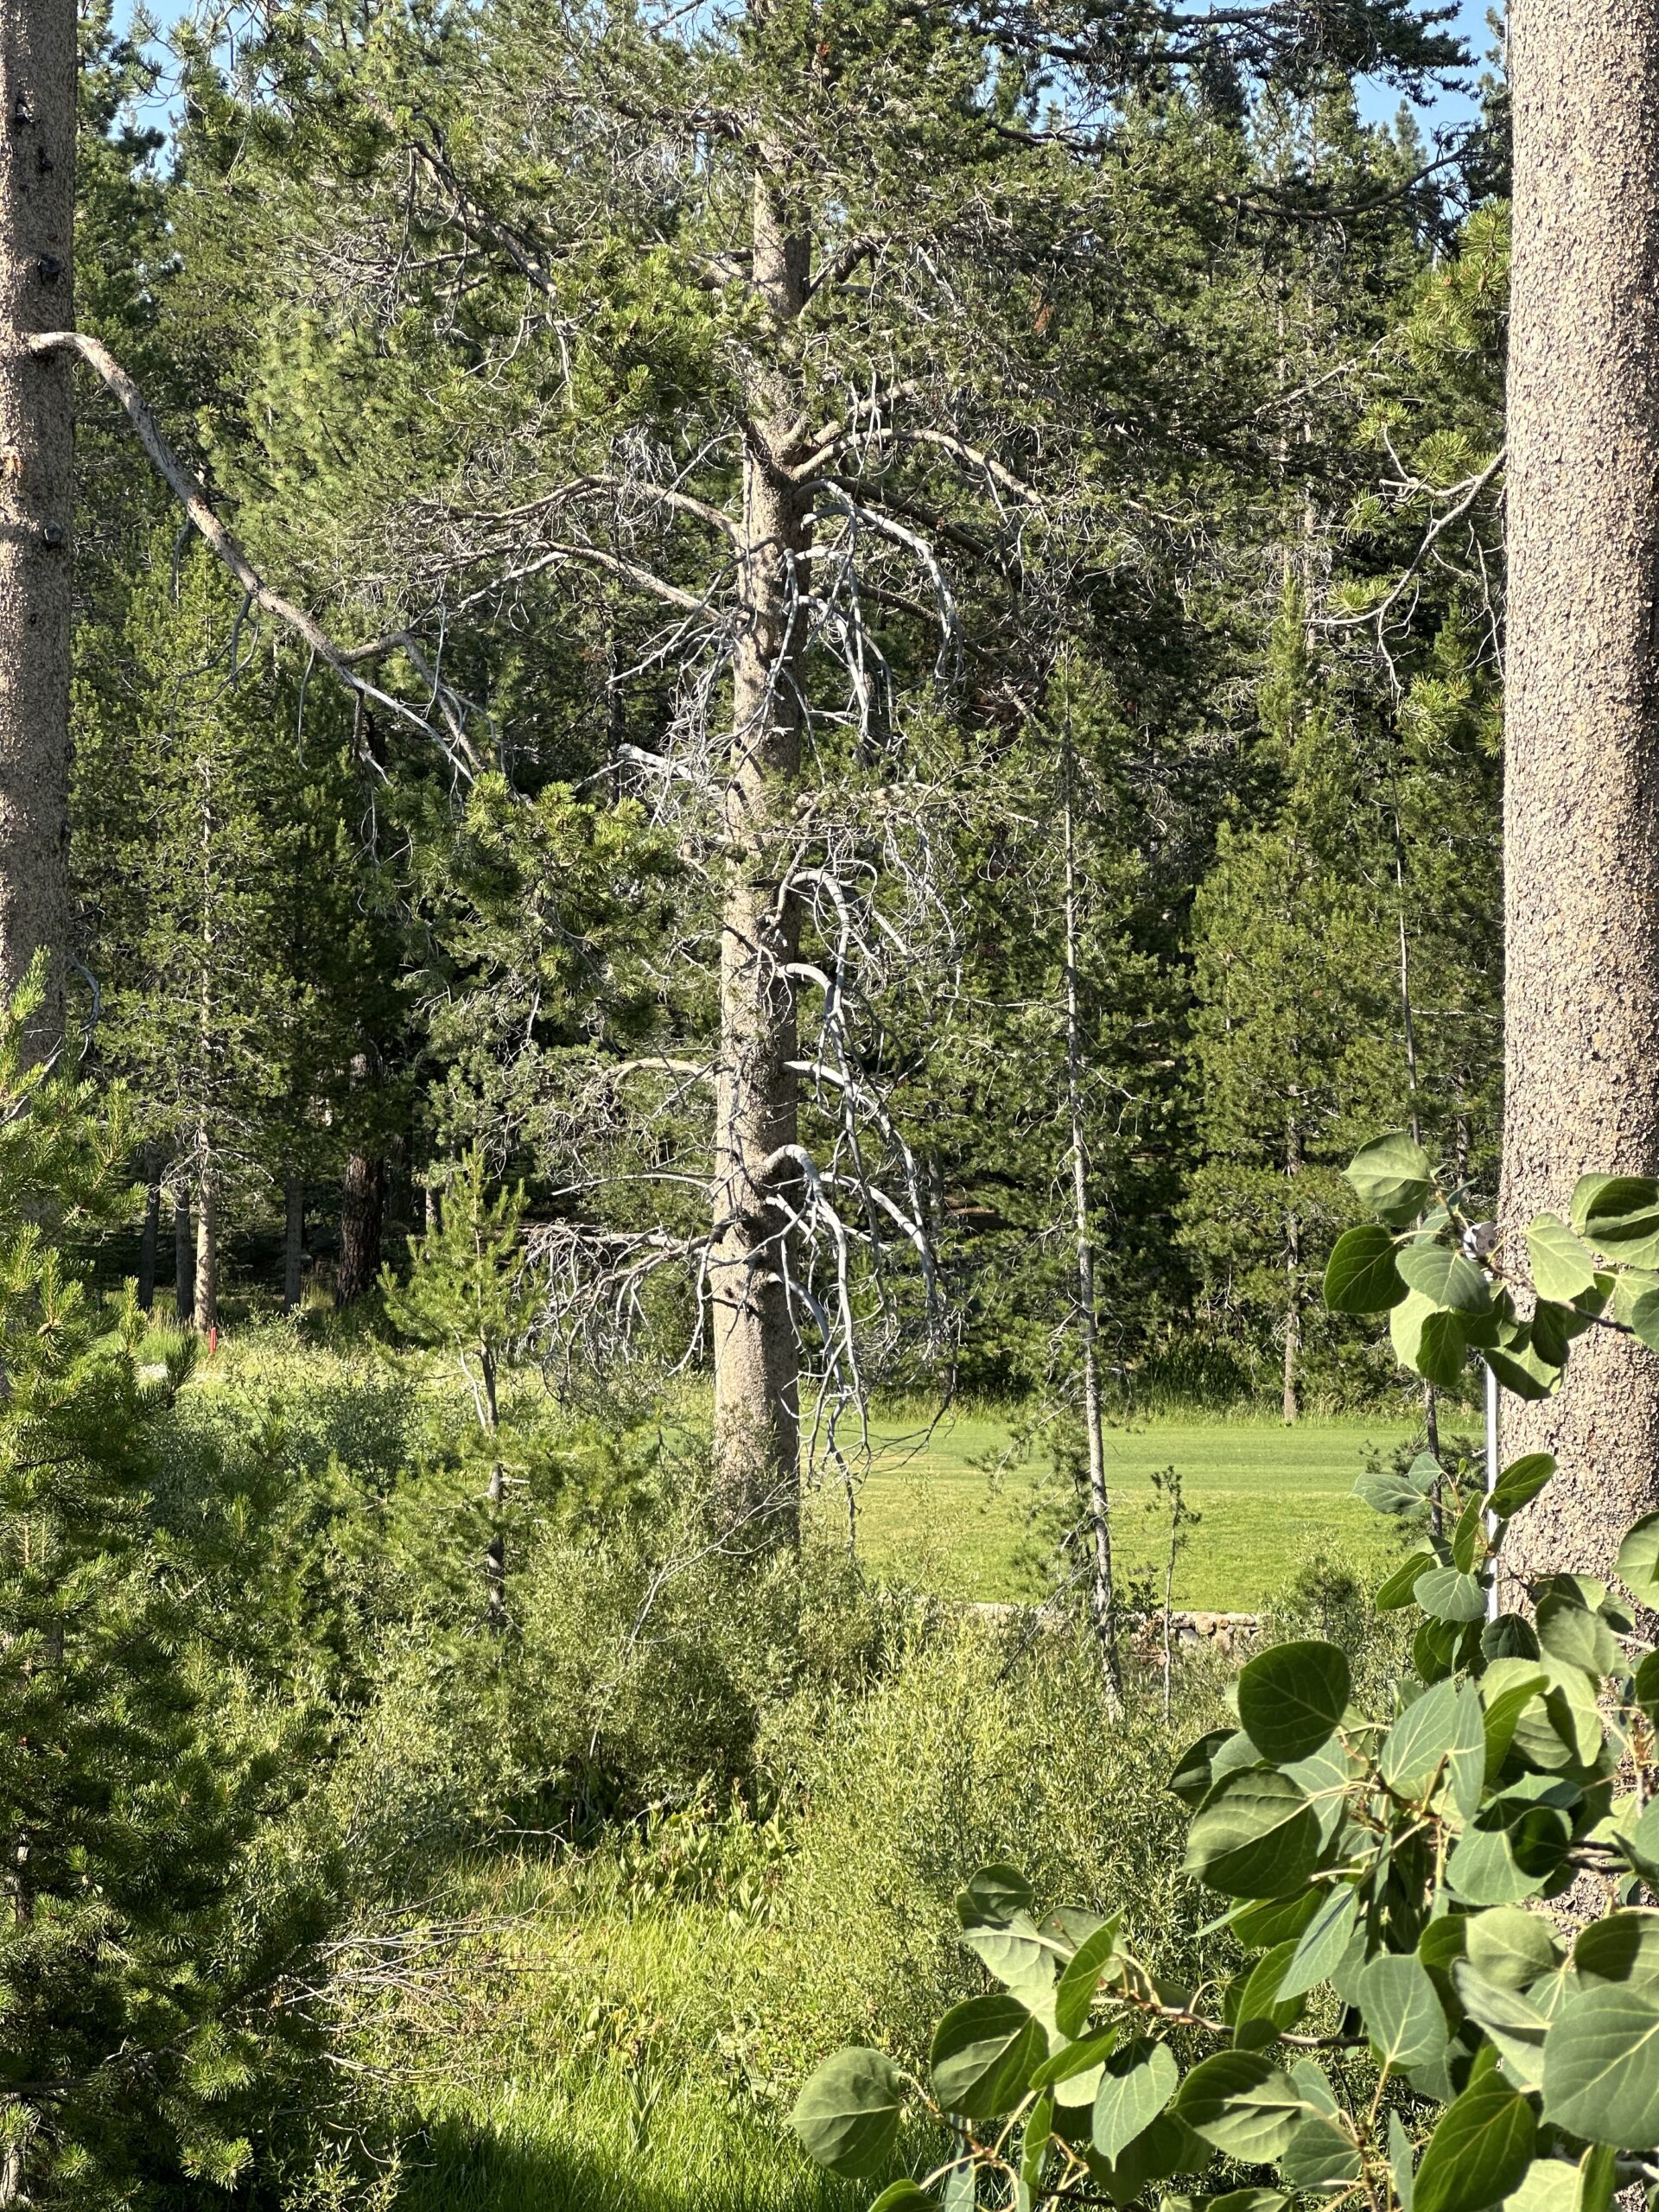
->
[1484,1352,1500,1623]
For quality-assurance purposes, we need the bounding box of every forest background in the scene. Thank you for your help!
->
[74,0,1507,1425]
[0,0,1533,2204]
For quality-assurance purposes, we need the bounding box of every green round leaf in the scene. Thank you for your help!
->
[1573,1909,1659,1987]
[1345,1131,1434,1224]
[1576,1174,1659,1267]
[1086,2110,1202,2201]
[1236,1639,1351,1764]
[1281,2110,1361,2191]
[1091,2037,1178,2162]
[1391,1294,1469,1388]
[1358,1952,1449,2070]
[1233,1939,1307,2038]
[1380,1678,1463,1798]
[1525,1215,1599,1306]
[1501,2162,1596,2212]
[931,1993,1044,2119]
[1173,2050,1303,2163]
[1536,1591,1618,1678]
[791,2047,905,2178]
[955,1864,1034,1929]
[1230,1889,1322,1948]
[1618,1513,1659,1598]
[1168,1727,1253,1811]
[1414,2069,1536,2212]
[1184,1770,1322,1899]
[869,2189,936,2212]
[1355,1467,1434,1517]
[1465,1907,1561,1991]
[1397,1240,1492,1316]
[1483,1334,1564,1402]
[1324,1224,1407,1313]
[1414,1564,1487,1623]
[1541,1981,1659,2146]
[1630,1287,1659,1353]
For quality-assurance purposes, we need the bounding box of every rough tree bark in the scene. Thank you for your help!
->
[193,1135,217,1333]
[0,0,74,1024]
[709,170,810,1538]
[174,1184,194,1323]
[1502,0,1659,1586]
[337,1149,385,1306]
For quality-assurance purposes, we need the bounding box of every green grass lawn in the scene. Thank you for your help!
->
[810,1407,1418,1611]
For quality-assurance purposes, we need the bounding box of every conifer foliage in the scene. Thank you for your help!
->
[0,971,320,2201]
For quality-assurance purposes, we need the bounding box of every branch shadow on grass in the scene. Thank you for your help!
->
[392,2109,869,2212]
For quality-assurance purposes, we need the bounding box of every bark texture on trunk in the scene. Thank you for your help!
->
[283,1173,304,1313]
[0,0,73,1020]
[173,1185,194,1324]
[193,1140,216,1332]
[337,1150,385,1306]
[709,172,810,1539]
[1502,0,1659,1586]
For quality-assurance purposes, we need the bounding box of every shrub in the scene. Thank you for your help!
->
[791,1135,1659,2209]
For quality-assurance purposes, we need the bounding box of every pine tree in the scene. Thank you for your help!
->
[382,1147,539,1628]
[74,537,372,1321]
[0,966,314,2202]
[1182,592,1402,1416]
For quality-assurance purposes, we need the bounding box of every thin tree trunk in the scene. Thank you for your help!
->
[174,1184,194,1323]
[709,169,810,1539]
[136,1157,161,1311]
[478,1351,505,1629]
[1282,1114,1301,1424]
[486,1460,505,1629]
[283,1172,304,1313]
[193,1135,216,1333]
[1502,0,1659,1587]
[1062,739,1122,1710]
[1392,823,1442,1522]
[0,0,74,1027]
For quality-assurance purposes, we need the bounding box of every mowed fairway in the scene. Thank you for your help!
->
[811,1409,1419,1611]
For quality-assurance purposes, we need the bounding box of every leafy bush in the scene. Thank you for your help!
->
[791,1135,1659,2209]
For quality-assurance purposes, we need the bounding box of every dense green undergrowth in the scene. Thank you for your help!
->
[12,1276,1411,2208]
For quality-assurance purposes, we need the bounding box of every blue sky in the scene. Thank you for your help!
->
[114,0,1497,137]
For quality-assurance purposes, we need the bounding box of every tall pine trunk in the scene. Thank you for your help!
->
[1502,0,1659,1584]
[709,171,809,1537]
[174,1184,194,1323]
[0,0,74,1026]
[337,1150,385,1306]
[193,1135,217,1332]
